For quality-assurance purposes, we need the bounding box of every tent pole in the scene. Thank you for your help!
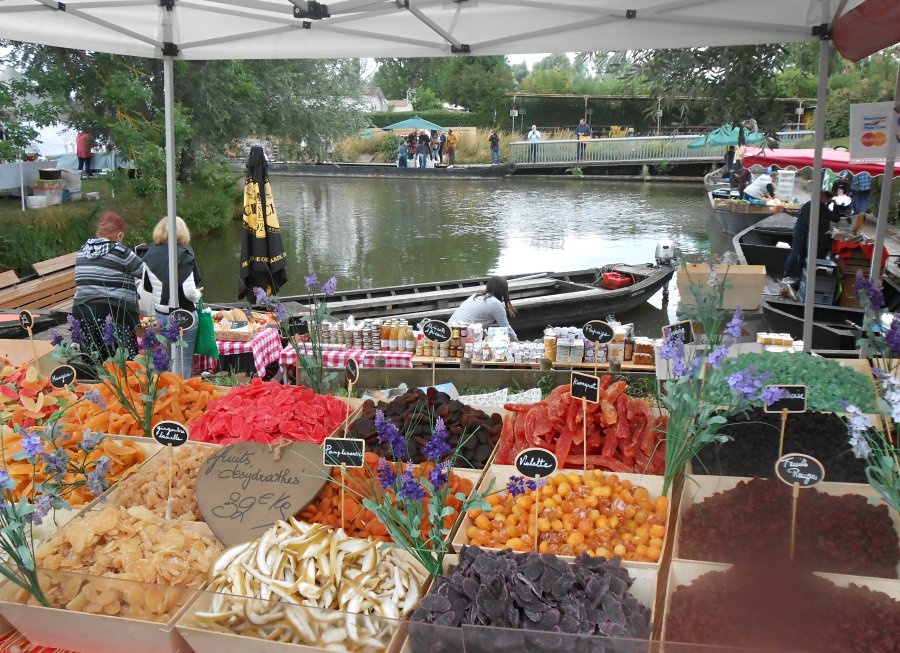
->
[868,63,900,282]
[802,36,831,353]
[163,54,178,310]
[19,159,25,212]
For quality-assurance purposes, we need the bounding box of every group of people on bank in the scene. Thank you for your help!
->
[398,129,459,168]
[72,212,203,379]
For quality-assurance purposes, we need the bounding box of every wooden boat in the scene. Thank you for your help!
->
[709,190,801,236]
[260,264,675,334]
[703,167,731,192]
[732,213,796,277]
[761,275,900,351]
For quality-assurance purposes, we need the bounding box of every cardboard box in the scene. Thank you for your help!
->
[677,263,766,310]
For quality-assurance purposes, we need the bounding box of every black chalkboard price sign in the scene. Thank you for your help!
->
[515,447,558,478]
[763,385,807,414]
[345,357,359,384]
[49,365,77,389]
[322,437,366,468]
[662,320,694,345]
[570,372,600,403]
[775,454,825,488]
[19,310,34,332]
[169,308,196,331]
[582,320,615,344]
[152,420,189,447]
[422,319,452,343]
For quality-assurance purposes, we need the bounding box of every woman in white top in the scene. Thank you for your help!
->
[449,276,518,341]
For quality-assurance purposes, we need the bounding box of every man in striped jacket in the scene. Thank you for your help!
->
[72,212,145,359]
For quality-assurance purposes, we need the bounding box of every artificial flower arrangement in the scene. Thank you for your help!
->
[254,270,338,393]
[659,260,787,495]
[841,272,900,513]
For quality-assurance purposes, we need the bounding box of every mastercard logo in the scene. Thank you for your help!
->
[861,131,887,147]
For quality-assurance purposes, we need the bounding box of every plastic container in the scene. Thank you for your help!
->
[25,195,47,209]
[603,271,633,289]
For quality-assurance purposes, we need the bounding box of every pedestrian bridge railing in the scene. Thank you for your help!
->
[508,135,725,166]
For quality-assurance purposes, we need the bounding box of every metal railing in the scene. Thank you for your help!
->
[508,131,815,166]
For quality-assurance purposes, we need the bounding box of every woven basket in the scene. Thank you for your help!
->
[213,312,268,342]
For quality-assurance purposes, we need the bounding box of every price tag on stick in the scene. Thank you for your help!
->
[583,320,614,376]
[323,437,366,468]
[19,311,40,373]
[774,453,824,559]
[515,447,558,553]
[152,420,189,521]
[169,309,196,331]
[571,372,600,470]
[343,357,359,437]
[49,365,76,389]
[422,320,451,388]
[662,320,694,345]
[764,385,807,457]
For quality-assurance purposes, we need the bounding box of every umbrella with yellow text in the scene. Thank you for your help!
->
[239,146,288,299]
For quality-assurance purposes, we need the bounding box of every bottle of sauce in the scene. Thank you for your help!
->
[624,335,634,361]
[389,320,399,351]
[404,321,415,352]
[380,322,390,351]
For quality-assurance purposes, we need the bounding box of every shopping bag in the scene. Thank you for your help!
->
[194,299,219,359]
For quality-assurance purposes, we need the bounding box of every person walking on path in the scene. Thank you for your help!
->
[446,129,459,166]
[527,125,541,163]
[141,216,204,378]
[76,131,93,178]
[489,130,501,165]
[72,212,145,360]
[575,119,591,160]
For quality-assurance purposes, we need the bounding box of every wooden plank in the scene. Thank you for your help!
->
[0,270,75,310]
[0,270,19,290]
[32,252,76,277]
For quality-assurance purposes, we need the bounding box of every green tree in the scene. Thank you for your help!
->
[440,56,515,122]
[521,69,574,94]
[411,87,443,111]
[371,58,451,101]
[510,62,529,88]
[533,54,573,73]
[0,69,61,161]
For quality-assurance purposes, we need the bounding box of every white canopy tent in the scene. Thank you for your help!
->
[0,0,883,343]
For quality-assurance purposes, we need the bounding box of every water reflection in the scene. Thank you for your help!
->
[195,175,723,333]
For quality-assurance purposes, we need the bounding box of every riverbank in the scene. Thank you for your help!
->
[0,176,242,275]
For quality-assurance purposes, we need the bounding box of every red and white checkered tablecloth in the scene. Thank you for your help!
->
[193,327,282,377]
[279,346,413,370]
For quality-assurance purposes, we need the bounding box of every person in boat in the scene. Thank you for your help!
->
[782,190,837,287]
[449,276,518,341]
[742,165,778,201]
[830,186,853,219]
[724,146,736,176]
[831,171,852,196]
[731,160,751,194]
[72,211,145,360]
[851,170,873,214]
[141,216,204,378]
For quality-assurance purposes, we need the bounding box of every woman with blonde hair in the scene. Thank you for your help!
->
[141,216,203,377]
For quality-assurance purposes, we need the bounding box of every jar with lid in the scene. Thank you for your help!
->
[415,334,425,356]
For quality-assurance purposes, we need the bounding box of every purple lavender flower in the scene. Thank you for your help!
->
[83,388,106,410]
[101,315,117,348]
[86,456,110,498]
[304,272,320,291]
[150,345,169,372]
[686,351,703,378]
[725,307,743,338]
[428,461,450,490]
[376,458,397,489]
[374,410,407,459]
[660,331,686,376]
[161,318,181,342]
[254,287,268,305]
[274,302,288,322]
[526,477,547,492]
[78,430,100,454]
[422,417,451,461]
[322,276,338,296]
[21,429,44,459]
[140,327,156,352]
[26,495,53,526]
[49,328,63,347]
[855,271,885,311]
[0,469,17,492]
[760,385,790,407]
[397,468,426,502]
[706,344,729,370]
[41,449,69,476]
[67,315,84,347]
[885,317,900,357]
[506,475,527,497]
[726,367,771,401]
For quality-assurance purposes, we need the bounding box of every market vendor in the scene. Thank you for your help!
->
[742,165,778,201]
[782,190,837,287]
[449,276,518,341]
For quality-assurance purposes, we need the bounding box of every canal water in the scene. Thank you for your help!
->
[194,175,731,335]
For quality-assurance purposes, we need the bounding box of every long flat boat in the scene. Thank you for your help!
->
[761,275,900,351]
[732,213,796,277]
[709,190,801,236]
[255,264,675,333]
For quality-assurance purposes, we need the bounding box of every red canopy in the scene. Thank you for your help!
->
[832,0,900,62]
[741,148,900,177]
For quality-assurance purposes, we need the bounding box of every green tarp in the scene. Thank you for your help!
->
[687,125,767,149]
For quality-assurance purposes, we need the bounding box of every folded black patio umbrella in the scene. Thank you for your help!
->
[238,146,288,299]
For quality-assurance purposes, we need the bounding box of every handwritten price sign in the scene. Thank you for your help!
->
[775,454,825,488]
